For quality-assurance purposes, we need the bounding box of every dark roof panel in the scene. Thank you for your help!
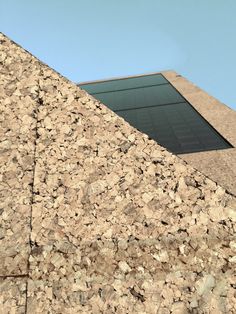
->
[80,73,168,94]
[80,74,232,154]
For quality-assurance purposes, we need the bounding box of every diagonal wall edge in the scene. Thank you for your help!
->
[1,33,236,313]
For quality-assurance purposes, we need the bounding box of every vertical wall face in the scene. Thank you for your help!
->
[27,68,236,313]
[0,278,27,314]
[0,34,40,275]
[162,71,236,196]
[1,33,236,313]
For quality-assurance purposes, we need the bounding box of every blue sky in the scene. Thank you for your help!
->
[0,0,236,109]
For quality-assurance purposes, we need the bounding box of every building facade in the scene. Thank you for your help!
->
[79,72,236,196]
[1,32,236,313]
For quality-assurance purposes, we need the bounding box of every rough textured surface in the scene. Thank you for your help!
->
[0,33,40,275]
[181,148,236,198]
[0,278,26,314]
[162,71,236,196]
[0,33,236,313]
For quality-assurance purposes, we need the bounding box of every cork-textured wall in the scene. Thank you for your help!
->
[0,34,40,276]
[162,71,236,196]
[1,33,236,313]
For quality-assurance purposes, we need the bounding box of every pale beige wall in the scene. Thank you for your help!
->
[162,71,236,196]
[2,33,236,313]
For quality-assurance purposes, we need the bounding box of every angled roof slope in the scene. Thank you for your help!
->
[0,33,236,313]
[162,71,236,196]
[79,72,236,196]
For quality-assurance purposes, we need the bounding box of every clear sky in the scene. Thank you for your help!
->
[0,0,236,109]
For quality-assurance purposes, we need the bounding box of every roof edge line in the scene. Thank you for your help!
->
[77,70,175,86]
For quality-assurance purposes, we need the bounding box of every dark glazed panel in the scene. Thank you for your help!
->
[80,74,232,154]
[93,84,184,111]
[80,73,168,94]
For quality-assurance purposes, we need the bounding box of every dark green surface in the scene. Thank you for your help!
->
[118,102,230,154]
[92,84,184,111]
[81,73,168,94]
[80,74,232,154]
